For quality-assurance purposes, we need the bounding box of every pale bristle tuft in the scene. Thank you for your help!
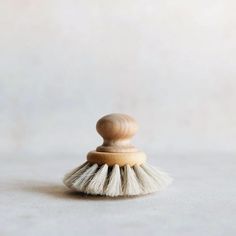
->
[122,165,142,196]
[133,164,159,194]
[63,162,90,188]
[72,164,98,192]
[141,163,172,189]
[105,164,122,197]
[86,164,108,195]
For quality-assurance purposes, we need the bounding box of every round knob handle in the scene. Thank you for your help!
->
[96,113,138,153]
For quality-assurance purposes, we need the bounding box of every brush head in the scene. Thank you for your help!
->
[63,113,172,197]
[63,162,172,197]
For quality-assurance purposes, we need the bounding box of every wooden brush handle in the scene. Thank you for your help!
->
[96,113,138,153]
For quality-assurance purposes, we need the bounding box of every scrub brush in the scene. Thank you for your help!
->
[63,113,172,197]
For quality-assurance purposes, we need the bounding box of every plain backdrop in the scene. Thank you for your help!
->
[0,0,236,157]
[1,1,236,236]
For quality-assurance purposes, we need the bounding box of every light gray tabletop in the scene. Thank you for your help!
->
[1,152,235,236]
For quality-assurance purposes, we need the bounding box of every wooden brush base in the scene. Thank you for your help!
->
[87,151,146,167]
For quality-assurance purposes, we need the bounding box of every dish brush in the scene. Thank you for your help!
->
[63,113,172,197]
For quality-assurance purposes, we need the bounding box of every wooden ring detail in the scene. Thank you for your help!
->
[87,151,147,167]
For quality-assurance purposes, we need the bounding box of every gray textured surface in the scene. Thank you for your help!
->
[1,153,235,236]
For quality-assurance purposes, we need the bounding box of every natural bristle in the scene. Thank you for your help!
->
[105,164,122,197]
[63,162,172,197]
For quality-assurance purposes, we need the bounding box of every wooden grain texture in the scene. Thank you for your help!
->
[87,151,146,166]
[96,113,138,153]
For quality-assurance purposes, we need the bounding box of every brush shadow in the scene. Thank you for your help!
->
[13,180,142,201]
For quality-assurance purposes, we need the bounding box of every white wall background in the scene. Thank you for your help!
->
[0,0,236,156]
